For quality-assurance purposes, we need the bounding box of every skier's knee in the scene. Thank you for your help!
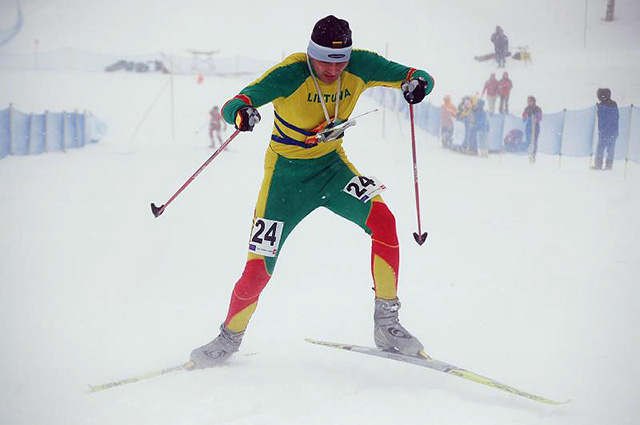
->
[366,201,398,246]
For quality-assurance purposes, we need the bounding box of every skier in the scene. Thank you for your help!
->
[208,106,227,148]
[189,15,435,369]
[522,96,542,163]
[593,88,619,170]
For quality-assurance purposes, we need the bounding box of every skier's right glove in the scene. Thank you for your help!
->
[235,107,261,132]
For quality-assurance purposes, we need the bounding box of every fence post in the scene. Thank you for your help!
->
[558,109,567,169]
[74,109,80,148]
[624,104,634,178]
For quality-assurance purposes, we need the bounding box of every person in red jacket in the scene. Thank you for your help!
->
[498,72,512,114]
[481,73,499,114]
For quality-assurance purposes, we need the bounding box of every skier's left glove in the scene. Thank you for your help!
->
[401,77,428,104]
[235,107,261,132]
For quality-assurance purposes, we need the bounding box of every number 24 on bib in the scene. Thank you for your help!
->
[249,218,284,257]
[343,176,386,202]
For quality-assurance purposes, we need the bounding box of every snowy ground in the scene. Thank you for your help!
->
[1,1,640,425]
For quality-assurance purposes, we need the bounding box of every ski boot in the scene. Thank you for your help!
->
[374,297,428,358]
[189,324,244,369]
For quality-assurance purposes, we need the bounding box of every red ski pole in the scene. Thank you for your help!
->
[409,104,428,245]
[151,129,241,218]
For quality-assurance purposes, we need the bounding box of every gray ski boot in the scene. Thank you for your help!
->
[374,297,428,358]
[189,324,244,369]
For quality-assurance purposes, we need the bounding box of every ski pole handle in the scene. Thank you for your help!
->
[151,129,241,218]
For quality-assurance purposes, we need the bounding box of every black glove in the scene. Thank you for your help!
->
[401,77,428,104]
[235,107,261,131]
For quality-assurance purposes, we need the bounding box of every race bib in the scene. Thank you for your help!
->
[343,176,386,203]
[248,218,284,257]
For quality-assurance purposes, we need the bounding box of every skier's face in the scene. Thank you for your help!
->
[310,58,349,84]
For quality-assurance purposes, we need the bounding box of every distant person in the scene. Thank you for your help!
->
[473,99,490,157]
[490,26,509,68]
[457,96,474,154]
[593,88,619,171]
[522,96,542,163]
[208,106,227,148]
[481,73,499,114]
[498,72,512,114]
[440,95,458,148]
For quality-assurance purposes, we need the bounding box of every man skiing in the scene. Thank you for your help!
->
[189,15,435,369]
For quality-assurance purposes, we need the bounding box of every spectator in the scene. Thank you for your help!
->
[498,72,512,114]
[473,99,490,157]
[458,96,474,154]
[208,105,227,148]
[593,88,619,171]
[482,73,499,114]
[522,96,542,163]
[440,95,457,148]
[490,26,509,68]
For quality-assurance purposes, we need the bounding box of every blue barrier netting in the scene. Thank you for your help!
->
[367,88,639,164]
[0,106,107,159]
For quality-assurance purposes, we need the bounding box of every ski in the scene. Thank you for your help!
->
[89,352,257,392]
[305,338,570,405]
[88,361,194,392]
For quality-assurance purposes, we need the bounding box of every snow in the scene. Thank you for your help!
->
[1,1,639,424]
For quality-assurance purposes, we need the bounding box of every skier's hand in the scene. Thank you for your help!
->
[235,107,261,131]
[401,77,428,104]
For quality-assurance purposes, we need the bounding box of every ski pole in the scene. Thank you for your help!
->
[409,104,428,245]
[151,129,241,217]
[88,361,194,392]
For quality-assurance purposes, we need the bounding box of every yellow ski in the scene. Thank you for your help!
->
[88,361,194,392]
[305,338,570,405]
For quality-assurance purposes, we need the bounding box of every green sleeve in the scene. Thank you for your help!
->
[347,50,434,95]
[221,58,309,124]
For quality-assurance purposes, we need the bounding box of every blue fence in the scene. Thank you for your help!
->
[370,88,640,165]
[0,105,107,159]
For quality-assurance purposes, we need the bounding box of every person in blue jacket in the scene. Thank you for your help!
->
[473,99,490,157]
[593,88,619,170]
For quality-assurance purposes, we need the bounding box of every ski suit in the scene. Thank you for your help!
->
[220,51,434,332]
